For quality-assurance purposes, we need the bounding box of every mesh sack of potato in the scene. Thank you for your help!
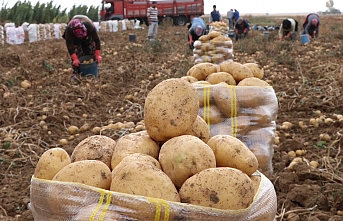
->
[100,21,109,32]
[193,31,234,65]
[37,24,46,41]
[30,169,276,220]
[193,82,278,176]
[209,21,229,36]
[0,25,4,45]
[60,23,67,35]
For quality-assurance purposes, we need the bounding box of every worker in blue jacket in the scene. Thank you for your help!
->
[209,5,222,23]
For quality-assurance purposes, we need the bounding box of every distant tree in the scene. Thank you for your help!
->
[325,0,341,14]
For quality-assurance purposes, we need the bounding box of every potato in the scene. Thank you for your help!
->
[208,31,220,39]
[111,153,161,180]
[184,115,211,143]
[243,63,264,79]
[187,63,220,81]
[237,77,270,87]
[110,130,160,169]
[179,167,254,210]
[144,78,199,142]
[158,135,216,188]
[236,87,271,108]
[248,141,273,176]
[250,172,262,196]
[205,72,236,85]
[52,160,112,190]
[245,106,273,127]
[34,147,71,180]
[212,85,239,118]
[191,80,211,86]
[71,135,116,169]
[110,162,180,202]
[198,35,211,42]
[207,135,259,176]
[219,61,253,82]
[180,75,198,84]
[198,105,225,124]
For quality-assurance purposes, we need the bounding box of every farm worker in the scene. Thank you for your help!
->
[234,17,249,41]
[302,13,320,39]
[187,17,206,49]
[233,9,240,26]
[227,9,234,30]
[279,18,298,41]
[63,15,102,80]
[147,1,158,41]
[209,5,222,23]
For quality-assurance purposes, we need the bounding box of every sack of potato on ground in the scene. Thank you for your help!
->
[193,30,234,65]
[182,61,278,176]
[29,78,277,220]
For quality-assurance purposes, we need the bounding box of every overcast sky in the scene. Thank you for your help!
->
[3,0,343,14]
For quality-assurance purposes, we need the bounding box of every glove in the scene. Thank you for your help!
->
[279,37,283,41]
[189,35,193,45]
[243,29,247,34]
[313,31,317,38]
[308,34,311,39]
[95,50,102,64]
[286,33,291,38]
[70,53,80,67]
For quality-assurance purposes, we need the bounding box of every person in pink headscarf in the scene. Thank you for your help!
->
[187,17,205,49]
[302,13,320,39]
[63,15,102,79]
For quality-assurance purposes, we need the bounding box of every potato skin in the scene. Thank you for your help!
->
[110,130,160,169]
[198,105,225,124]
[144,78,199,142]
[71,135,116,169]
[219,61,253,82]
[52,160,112,190]
[187,63,220,81]
[205,72,236,85]
[179,167,254,210]
[207,135,259,176]
[184,115,211,143]
[243,63,264,79]
[212,85,239,118]
[158,135,216,188]
[34,147,71,180]
[237,77,270,87]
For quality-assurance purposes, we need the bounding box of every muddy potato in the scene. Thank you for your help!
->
[243,63,264,79]
[205,72,236,85]
[212,85,239,118]
[180,75,198,84]
[179,167,254,210]
[71,135,116,169]
[110,130,160,169]
[198,105,225,124]
[144,78,199,142]
[237,77,270,87]
[219,61,253,82]
[236,87,270,108]
[52,160,112,190]
[184,115,211,143]
[158,135,216,188]
[250,172,262,196]
[187,63,220,81]
[207,135,259,176]
[34,147,71,180]
[110,162,180,202]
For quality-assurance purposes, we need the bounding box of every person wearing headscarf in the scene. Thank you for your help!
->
[63,15,102,78]
[279,18,298,41]
[187,17,205,49]
[209,5,222,23]
[302,13,320,38]
[234,17,249,41]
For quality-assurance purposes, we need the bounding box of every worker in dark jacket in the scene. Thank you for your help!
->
[279,18,298,41]
[63,15,102,79]
[302,13,320,38]
[209,5,222,23]
[234,17,249,41]
[187,17,205,49]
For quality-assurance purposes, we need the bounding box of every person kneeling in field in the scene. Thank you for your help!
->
[187,17,206,49]
[62,15,102,82]
[302,13,320,39]
[234,17,249,41]
[279,18,298,41]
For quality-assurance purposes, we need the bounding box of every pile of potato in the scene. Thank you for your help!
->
[209,21,229,36]
[100,21,109,32]
[0,25,4,45]
[31,78,277,220]
[81,58,95,64]
[37,24,46,41]
[193,31,234,64]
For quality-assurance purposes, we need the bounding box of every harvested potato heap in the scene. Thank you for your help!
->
[209,21,229,36]
[37,24,45,41]
[60,23,67,35]
[185,61,278,176]
[100,21,109,32]
[30,78,277,220]
[193,31,234,64]
[0,25,4,45]
[81,58,95,64]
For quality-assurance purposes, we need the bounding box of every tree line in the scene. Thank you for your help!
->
[0,0,99,25]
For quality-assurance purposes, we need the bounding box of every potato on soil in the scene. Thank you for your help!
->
[243,63,264,79]
[144,78,199,142]
[205,72,236,85]
[237,77,270,87]
[207,135,259,176]
[110,130,160,170]
[71,135,116,169]
[219,61,253,82]
[184,115,211,143]
[111,153,161,180]
[34,147,71,180]
[179,167,254,210]
[52,160,112,190]
[110,162,180,202]
[186,63,220,81]
[158,135,216,189]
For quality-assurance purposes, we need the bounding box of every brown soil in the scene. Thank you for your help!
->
[1,15,343,221]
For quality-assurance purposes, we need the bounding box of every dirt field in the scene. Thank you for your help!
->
[1,15,343,221]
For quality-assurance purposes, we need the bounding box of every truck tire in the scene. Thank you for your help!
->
[175,16,187,26]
